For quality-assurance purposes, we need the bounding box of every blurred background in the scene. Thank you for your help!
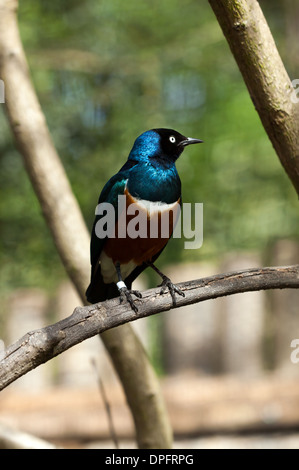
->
[0,0,299,449]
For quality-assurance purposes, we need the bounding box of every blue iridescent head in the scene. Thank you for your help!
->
[128,128,203,164]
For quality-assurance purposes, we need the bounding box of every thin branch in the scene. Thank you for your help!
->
[91,358,119,449]
[1,265,298,392]
[0,423,57,449]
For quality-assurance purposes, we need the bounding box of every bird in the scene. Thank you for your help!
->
[86,128,203,311]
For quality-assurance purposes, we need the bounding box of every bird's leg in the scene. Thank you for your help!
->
[115,262,142,313]
[146,261,185,306]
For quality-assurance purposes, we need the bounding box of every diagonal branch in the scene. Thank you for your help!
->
[0,0,171,449]
[209,0,299,196]
[1,265,299,391]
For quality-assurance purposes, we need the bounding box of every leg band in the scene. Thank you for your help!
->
[117,281,126,290]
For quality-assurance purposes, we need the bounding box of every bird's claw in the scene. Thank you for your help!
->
[159,276,185,306]
[119,287,142,313]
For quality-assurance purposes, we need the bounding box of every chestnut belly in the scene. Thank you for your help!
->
[104,193,180,266]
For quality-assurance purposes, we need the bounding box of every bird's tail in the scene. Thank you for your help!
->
[86,269,118,303]
[86,267,128,304]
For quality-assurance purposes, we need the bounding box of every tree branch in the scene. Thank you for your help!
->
[1,265,298,391]
[0,0,172,449]
[0,423,57,449]
[209,0,299,196]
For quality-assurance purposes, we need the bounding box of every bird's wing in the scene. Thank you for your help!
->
[86,172,128,303]
[89,161,137,268]
[90,171,128,272]
[86,161,141,303]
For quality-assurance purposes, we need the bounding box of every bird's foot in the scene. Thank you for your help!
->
[119,287,142,313]
[158,275,185,306]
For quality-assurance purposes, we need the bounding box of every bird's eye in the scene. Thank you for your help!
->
[169,136,176,143]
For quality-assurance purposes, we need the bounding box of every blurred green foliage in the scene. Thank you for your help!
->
[0,0,298,294]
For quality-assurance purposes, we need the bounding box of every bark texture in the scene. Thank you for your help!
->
[209,0,299,195]
[1,265,298,391]
[0,0,172,449]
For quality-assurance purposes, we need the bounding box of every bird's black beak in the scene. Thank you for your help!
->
[179,137,204,147]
